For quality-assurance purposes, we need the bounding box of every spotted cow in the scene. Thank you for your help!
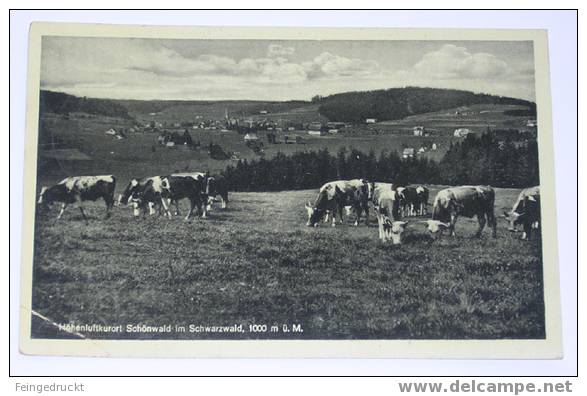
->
[305,179,371,227]
[422,185,497,238]
[37,175,116,221]
[504,186,541,240]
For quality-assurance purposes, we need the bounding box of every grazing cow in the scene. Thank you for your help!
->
[504,186,541,240]
[132,175,207,220]
[118,176,168,216]
[169,172,210,214]
[422,185,497,238]
[305,179,370,227]
[371,182,408,244]
[396,186,419,216]
[205,176,229,210]
[37,175,116,221]
[415,186,429,215]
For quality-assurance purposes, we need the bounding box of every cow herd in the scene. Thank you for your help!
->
[37,173,228,222]
[304,179,541,244]
[36,173,541,245]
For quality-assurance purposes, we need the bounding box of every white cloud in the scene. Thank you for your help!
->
[304,52,380,79]
[413,44,508,79]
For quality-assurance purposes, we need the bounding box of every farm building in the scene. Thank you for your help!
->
[308,130,327,136]
[413,126,425,136]
[308,122,323,131]
[365,118,377,124]
[327,122,346,129]
[244,133,259,142]
[454,128,472,137]
[402,148,415,159]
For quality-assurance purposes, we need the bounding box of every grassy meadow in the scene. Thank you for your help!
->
[31,186,545,340]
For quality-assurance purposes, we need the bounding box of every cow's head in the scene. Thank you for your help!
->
[503,210,522,231]
[119,179,140,206]
[377,213,409,245]
[305,202,326,227]
[503,195,538,232]
[421,219,450,234]
[37,185,64,207]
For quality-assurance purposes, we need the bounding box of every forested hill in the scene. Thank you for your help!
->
[314,87,535,123]
[40,90,132,119]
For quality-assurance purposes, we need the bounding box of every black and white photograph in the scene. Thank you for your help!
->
[18,23,562,358]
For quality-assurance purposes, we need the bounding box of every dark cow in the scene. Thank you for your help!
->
[422,185,497,238]
[37,175,116,221]
[415,185,429,215]
[305,179,370,227]
[504,186,540,240]
[396,185,429,216]
[131,175,207,220]
[371,182,408,244]
[169,172,210,215]
[206,176,229,210]
[396,186,418,216]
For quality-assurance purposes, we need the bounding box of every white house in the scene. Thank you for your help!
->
[402,148,415,159]
[454,128,472,137]
[244,133,259,142]
[413,126,425,136]
[308,130,326,136]
[365,118,377,124]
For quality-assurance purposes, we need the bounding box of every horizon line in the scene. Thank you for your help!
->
[39,86,535,104]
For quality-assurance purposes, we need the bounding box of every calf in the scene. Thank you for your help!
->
[504,186,540,240]
[37,175,116,221]
[422,185,497,238]
[371,182,408,244]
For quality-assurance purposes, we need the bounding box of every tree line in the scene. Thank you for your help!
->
[40,90,132,119]
[221,132,539,192]
[316,87,535,123]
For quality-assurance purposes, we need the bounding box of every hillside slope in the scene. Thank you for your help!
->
[316,87,535,123]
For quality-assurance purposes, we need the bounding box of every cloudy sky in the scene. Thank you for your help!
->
[40,37,536,101]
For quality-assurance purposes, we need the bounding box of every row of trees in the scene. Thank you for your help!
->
[221,132,539,192]
[40,90,132,119]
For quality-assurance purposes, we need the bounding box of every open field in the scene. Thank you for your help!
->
[31,185,545,340]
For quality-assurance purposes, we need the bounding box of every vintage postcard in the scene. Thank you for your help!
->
[19,22,562,358]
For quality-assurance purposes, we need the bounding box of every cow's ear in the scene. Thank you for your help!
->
[527,195,537,202]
